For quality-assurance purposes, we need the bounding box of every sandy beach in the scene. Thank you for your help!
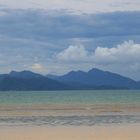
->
[0,124,140,140]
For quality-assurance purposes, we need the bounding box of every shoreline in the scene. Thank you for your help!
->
[0,104,139,126]
[0,103,140,117]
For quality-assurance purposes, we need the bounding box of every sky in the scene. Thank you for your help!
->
[0,0,140,80]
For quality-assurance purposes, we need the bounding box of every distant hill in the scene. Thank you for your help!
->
[0,71,70,91]
[9,70,44,79]
[47,68,140,89]
[0,68,139,91]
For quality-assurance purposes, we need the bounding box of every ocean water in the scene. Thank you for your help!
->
[0,90,140,106]
[0,90,140,126]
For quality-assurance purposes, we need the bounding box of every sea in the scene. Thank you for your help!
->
[0,90,140,126]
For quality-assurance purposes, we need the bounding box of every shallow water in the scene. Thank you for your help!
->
[0,115,140,126]
[0,90,140,126]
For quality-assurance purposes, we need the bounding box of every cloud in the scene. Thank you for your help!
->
[0,9,140,41]
[55,40,140,68]
[0,8,140,80]
[0,0,140,13]
[0,9,139,54]
[53,40,140,80]
[0,9,140,55]
[94,40,140,64]
[55,45,88,62]
[30,63,46,73]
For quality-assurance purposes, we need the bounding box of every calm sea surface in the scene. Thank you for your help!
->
[0,90,140,126]
[0,90,140,105]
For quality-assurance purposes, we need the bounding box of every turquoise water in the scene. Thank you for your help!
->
[0,90,140,105]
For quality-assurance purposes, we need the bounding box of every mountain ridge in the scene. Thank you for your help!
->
[0,68,139,90]
[0,71,70,91]
[47,68,140,89]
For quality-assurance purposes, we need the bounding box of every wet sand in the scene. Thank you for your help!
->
[0,124,140,140]
[0,103,140,116]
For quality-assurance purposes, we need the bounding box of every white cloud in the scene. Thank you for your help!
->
[54,40,140,80]
[94,40,140,64]
[55,45,88,62]
[30,63,46,73]
[55,40,140,65]
[0,0,140,13]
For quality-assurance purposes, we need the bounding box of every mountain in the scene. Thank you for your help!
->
[0,68,139,91]
[47,68,140,89]
[9,70,44,79]
[0,71,70,91]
